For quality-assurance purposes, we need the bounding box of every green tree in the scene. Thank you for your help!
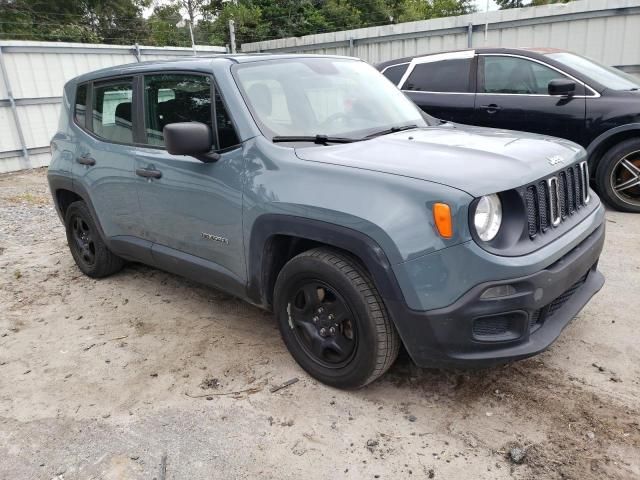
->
[321,0,363,31]
[497,0,572,8]
[147,3,190,47]
[85,0,151,44]
[202,1,268,46]
[0,0,150,43]
[495,0,525,8]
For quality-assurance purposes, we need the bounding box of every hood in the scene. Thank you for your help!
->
[294,124,585,197]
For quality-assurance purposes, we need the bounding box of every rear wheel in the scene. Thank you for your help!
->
[64,201,124,278]
[273,247,399,389]
[595,138,640,212]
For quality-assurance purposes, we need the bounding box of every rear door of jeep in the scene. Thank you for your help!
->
[72,76,144,240]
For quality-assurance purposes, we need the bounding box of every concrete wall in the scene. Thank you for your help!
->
[0,41,226,174]
[242,0,640,74]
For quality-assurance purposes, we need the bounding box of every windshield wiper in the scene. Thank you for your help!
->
[272,135,359,145]
[364,124,418,139]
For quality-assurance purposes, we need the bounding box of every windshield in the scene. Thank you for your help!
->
[546,52,640,91]
[234,58,431,140]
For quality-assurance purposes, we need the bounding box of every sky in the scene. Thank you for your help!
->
[476,0,500,12]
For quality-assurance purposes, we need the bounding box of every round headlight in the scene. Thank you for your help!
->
[474,194,502,241]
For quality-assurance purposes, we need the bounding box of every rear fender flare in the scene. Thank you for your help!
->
[48,175,109,245]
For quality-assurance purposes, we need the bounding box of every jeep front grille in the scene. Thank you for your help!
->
[525,161,590,239]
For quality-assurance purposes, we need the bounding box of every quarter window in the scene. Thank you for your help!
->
[92,79,134,144]
[74,84,87,127]
[403,59,471,93]
[381,63,409,85]
[214,90,240,150]
[481,56,578,95]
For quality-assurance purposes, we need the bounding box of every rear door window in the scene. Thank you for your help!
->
[403,59,472,93]
[91,79,134,144]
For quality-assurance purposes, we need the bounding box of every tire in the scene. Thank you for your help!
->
[273,247,400,389]
[595,138,640,213]
[64,201,124,278]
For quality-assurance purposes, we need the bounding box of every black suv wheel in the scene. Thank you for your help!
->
[274,247,400,389]
[595,139,640,213]
[64,201,124,278]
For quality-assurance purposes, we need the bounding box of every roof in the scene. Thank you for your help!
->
[70,53,360,84]
[375,47,569,68]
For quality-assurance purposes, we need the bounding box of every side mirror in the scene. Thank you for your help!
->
[163,122,219,162]
[548,79,576,97]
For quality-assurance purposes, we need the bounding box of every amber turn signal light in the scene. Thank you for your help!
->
[433,203,453,239]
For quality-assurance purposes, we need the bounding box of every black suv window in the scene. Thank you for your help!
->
[74,84,87,127]
[382,63,409,85]
[481,56,582,95]
[403,59,471,93]
[143,73,240,150]
[92,79,134,144]
[143,73,212,146]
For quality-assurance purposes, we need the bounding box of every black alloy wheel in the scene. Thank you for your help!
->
[70,214,97,267]
[274,247,400,389]
[287,280,357,369]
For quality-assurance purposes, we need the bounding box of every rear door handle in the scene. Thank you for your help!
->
[480,104,502,114]
[136,168,162,179]
[76,155,96,166]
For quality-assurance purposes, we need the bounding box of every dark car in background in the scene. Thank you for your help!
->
[377,48,640,212]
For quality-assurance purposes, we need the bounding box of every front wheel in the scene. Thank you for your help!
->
[273,247,400,389]
[595,138,640,212]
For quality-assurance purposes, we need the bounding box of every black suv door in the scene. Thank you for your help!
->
[474,54,588,145]
[397,52,476,124]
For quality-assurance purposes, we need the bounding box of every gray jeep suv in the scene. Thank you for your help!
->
[48,54,605,389]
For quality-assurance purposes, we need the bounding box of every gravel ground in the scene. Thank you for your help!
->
[1,168,639,480]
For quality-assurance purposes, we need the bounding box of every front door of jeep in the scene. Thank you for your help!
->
[134,72,246,285]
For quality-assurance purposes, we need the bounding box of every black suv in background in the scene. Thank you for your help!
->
[377,48,640,212]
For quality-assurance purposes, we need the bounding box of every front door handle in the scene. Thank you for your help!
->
[136,168,162,179]
[76,155,96,166]
[480,104,502,114]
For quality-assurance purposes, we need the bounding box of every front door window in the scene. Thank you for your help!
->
[481,56,581,95]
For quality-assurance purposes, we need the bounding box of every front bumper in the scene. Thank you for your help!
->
[386,221,605,367]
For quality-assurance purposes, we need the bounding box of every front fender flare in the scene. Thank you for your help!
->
[246,214,406,308]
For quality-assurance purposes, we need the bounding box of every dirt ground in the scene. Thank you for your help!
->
[0,168,639,480]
